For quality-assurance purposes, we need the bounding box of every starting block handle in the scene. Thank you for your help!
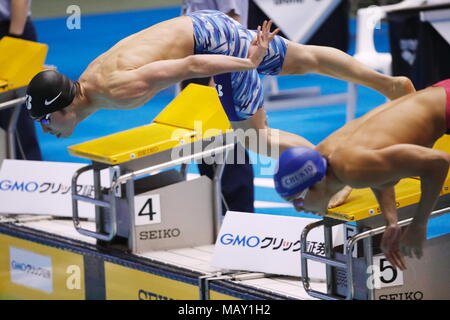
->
[300,219,345,300]
[0,96,25,111]
[71,164,117,242]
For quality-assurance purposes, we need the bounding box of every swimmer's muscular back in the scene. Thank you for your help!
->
[78,16,195,110]
[318,86,448,158]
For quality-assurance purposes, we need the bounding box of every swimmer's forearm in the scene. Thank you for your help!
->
[9,0,29,35]
[372,187,398,226]
[415,159,449,225]
[270,128,315,158]
[238,128,314,159]
[135,55,257,90]
[375,147,450,226]
[188,54,256,77]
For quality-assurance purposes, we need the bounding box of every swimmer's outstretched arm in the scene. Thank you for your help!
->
[333,144,450,269]
[128,21,280,92]
[133,55,260,91]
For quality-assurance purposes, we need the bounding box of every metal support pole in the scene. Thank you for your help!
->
[346,83,358,123]
[126,178,136,250]
[323,219,335,295]
[301,219,324,292]
[179,163,188,180]
[7,103,22,159]
[93,166,104,235]
[363,230,374,300]
[212,150,228,238]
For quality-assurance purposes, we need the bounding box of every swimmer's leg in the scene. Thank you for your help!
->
[280,42,415,100]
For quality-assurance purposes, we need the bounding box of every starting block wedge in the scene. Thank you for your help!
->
[326,178,422,224]
[0,37,48,93]
[69,84,235,253]
[301,134,450,300]
[0,37,48,160]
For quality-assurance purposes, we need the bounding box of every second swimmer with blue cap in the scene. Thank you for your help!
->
[272,83,450,271]
[273,146,349,216]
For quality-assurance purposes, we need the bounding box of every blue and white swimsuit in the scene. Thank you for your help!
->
[188,10,289,121]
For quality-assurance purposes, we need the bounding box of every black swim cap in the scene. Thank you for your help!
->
[25,70,77,119]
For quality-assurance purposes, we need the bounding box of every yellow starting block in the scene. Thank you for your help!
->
[326,178,422,223]
[301,135,450,300]
[69,84,235,253]
[68,84,232,165]
[0,36,48,93]
[0,37,48,160]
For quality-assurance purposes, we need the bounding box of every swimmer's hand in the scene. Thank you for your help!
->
[328,185,352,209]
[400,222,426,261]
[381,224,407,271]
[248,20,280,68]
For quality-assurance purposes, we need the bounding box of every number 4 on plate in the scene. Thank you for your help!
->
[134,194,161,226]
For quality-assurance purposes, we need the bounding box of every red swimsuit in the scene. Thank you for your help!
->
[432,79,450,132]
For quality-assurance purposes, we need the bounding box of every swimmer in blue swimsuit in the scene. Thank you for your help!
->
[189,10,287,121]
[27,10,415,161]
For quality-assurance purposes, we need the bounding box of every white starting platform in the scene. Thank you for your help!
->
[0,85,449,300]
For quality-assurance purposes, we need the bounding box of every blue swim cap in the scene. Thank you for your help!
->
[274,147,327,200]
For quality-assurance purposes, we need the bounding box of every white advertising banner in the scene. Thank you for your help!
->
[0,159,111,218]
[253,0,342,43]
[9,246,53,294]
[211,211,343,279]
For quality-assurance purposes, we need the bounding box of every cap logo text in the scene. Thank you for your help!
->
[44,91,62,106]
[25,95,32,110]
[281,160,317,189]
